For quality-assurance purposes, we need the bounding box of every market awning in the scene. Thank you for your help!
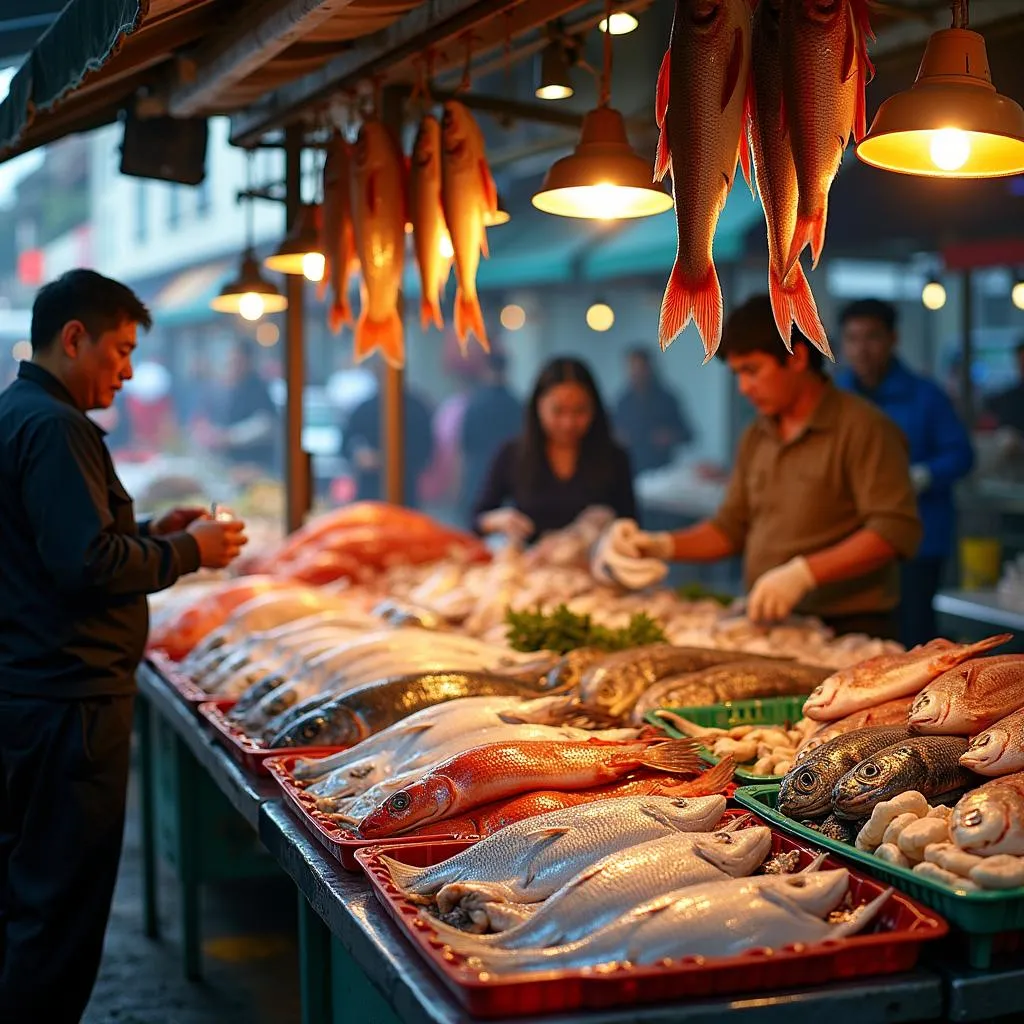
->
[582,187,763,281]
[150,257,235,328]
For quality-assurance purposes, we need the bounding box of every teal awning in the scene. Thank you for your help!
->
[582,187,764,280]
[152,259,236,328]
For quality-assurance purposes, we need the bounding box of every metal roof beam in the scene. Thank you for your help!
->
[165,0,358,118]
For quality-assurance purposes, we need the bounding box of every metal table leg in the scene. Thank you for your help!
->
[298,893,332,1024]
[135,695,159,940]
[174,734,203,981]
[330,936,402,1024]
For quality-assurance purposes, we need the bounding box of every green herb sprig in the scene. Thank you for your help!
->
[505,604,666,654]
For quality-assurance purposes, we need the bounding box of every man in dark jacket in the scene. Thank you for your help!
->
[0,269,246,1022]
[835,298,974,647]
[613,347,693,476]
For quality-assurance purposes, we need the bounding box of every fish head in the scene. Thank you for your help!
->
[951,790,1015,854]
[960,729,1009,772]
[441,102,482,168]
[761,869,850,918]
[801,676,842,718]
[694,825,772,876]
[353,121,401,179]
[358,776,455,838]
[831,748,911,819]
[778,759,836,819]
[907,688,951,733]
[412,115,442,173]
[652,794,727,831]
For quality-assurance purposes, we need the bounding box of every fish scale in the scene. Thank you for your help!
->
[909,655,1024,735]
[962,706,1024,777]
[952,772,1024,856]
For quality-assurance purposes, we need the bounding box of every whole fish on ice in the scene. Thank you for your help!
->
[951,772,1024,856]
[909,656,1024,736]
[802,635,1011,722]
[656,0,751,360]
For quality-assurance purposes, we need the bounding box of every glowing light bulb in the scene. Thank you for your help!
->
[921,281,947,311]
[238,292,266,321]
[599,11,638,34]
[302,251,325,282]
[1013,282,1024,310]
[536,83,573,101]
[439,232,455,259]
[586,302,615,331]
[500,304,526,331]
[929,128,971,172]
[11,340,31,361]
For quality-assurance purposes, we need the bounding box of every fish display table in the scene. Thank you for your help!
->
[942,963,1024,1021]
[934,591,1024,649]
[259,801,944,1024]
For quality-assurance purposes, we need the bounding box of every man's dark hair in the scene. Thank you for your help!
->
[717,294,826,374]
[31,269,151,353]
[839,298,898,333]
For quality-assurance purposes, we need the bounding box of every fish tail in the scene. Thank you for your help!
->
[786,205,827,275]
[830,886,894,939]
[420,293,444,332]
[661,755,735,796]
[454,289,490,354]
[328,297,352,335]
[354,308,405,368]
[769,263,833,360]
[632,738,700,775]
[379,855,431,898]
[658,260,723,362]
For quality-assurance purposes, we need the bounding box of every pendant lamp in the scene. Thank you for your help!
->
[532,4,670,219]
[212,160,287,320]
[484,193,511,226]
[264,203,325,280]
[856,0,1024,178]
[599,10,638,35]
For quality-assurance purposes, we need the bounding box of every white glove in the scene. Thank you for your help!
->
[909,464,932,495]
[478,507,535,543]
[747,556,816,623]
[591,519,674,591]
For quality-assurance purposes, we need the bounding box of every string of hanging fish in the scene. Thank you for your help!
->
[317,101,498,370]
[656,0,874,362]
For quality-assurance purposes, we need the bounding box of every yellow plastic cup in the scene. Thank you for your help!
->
[960,537,1002,591]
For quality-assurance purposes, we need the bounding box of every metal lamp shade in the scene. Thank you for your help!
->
[263,203,325,275]
[210,253,288,315]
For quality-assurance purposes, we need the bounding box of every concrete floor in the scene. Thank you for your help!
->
[84,773,301,1024]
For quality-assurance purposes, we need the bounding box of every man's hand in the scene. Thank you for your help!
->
[150,507,207,537]
[747,556,816,623]
[591,519,674,591]
[478,508,535,543]
[187,518,248,569]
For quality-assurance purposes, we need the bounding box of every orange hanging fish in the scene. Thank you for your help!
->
[441,100,496,355]
[319,133,358,333]
[349,120,407,368]
[357,737,699,838]
[410,114,452,332]
[656,0,752,362]
[780,0,873,277]
[744,0,830,357]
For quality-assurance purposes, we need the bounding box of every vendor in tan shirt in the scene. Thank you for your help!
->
[593,295,922,640]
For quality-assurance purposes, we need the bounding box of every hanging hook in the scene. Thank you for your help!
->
[458,31,476,94]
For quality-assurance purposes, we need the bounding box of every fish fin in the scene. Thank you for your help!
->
[853,49,869,142]
[721,27,744,112]
[800,853,829,874]
[841,4,858,83]
[328,298,352,334]
[454,289,489,354]
[655,49,670,128]
[658,260,723,362]
[739,126,753,197]
[354,308,405,369]
[480,226,490,261]
[830,886,893,939]
[654,125,672,184]
[518,826,573,887]
[688,755,735,795]
[633,738,700,775]
[769,262,832,359]
[785,206,827,275]
[379,855,423,892]
[420,294,444,332]
[935,634,1013,671]
[480,160,498,214]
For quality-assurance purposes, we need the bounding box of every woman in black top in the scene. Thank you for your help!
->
[471,357,637,543]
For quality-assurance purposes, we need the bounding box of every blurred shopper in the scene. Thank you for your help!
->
[342,379,434,507]
[986,340,1024,434]
[472,356,635,544]
[208,343,278,473]
[614,347,693,475]
[594,297,921,639]
[459,352,522,526]
[834,298,974,647]
[0,270,246,1022]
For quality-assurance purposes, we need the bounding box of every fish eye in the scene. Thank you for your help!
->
[716,833,733,844]
[390,792,410,812]
[860,763,881,779]
[790,877,807,888]
[797,770,817,790]
[963,809,983,827]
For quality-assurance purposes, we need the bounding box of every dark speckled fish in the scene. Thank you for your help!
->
[832,736,976,820]
[266,672,542,748]
[779,725,912,819]
[801,815,858,845]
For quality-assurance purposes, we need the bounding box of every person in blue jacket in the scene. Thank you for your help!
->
[835,298,974,647]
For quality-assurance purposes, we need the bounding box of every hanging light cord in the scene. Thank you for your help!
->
[244,151,255,253]
[952,0,969,29]
[600,0,613,106]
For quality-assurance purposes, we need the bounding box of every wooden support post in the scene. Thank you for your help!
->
[284,124,310,531]
[380,86,405,507]
[961,270,975,429]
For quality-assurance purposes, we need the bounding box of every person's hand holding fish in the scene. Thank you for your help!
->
[591,519,673,591]
[478,507,535,545]
[746,556,816,623]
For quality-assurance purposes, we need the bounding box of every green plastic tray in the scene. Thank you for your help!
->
[734,783,1024,969]
[644,696,807,785]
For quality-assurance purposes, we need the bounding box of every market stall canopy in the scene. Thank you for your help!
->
[0,1,66,61]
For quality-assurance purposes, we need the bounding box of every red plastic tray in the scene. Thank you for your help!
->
[198,700,344,776]
[147,649,227,706]
[356,814,949,1018]
[266,754,465,871]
